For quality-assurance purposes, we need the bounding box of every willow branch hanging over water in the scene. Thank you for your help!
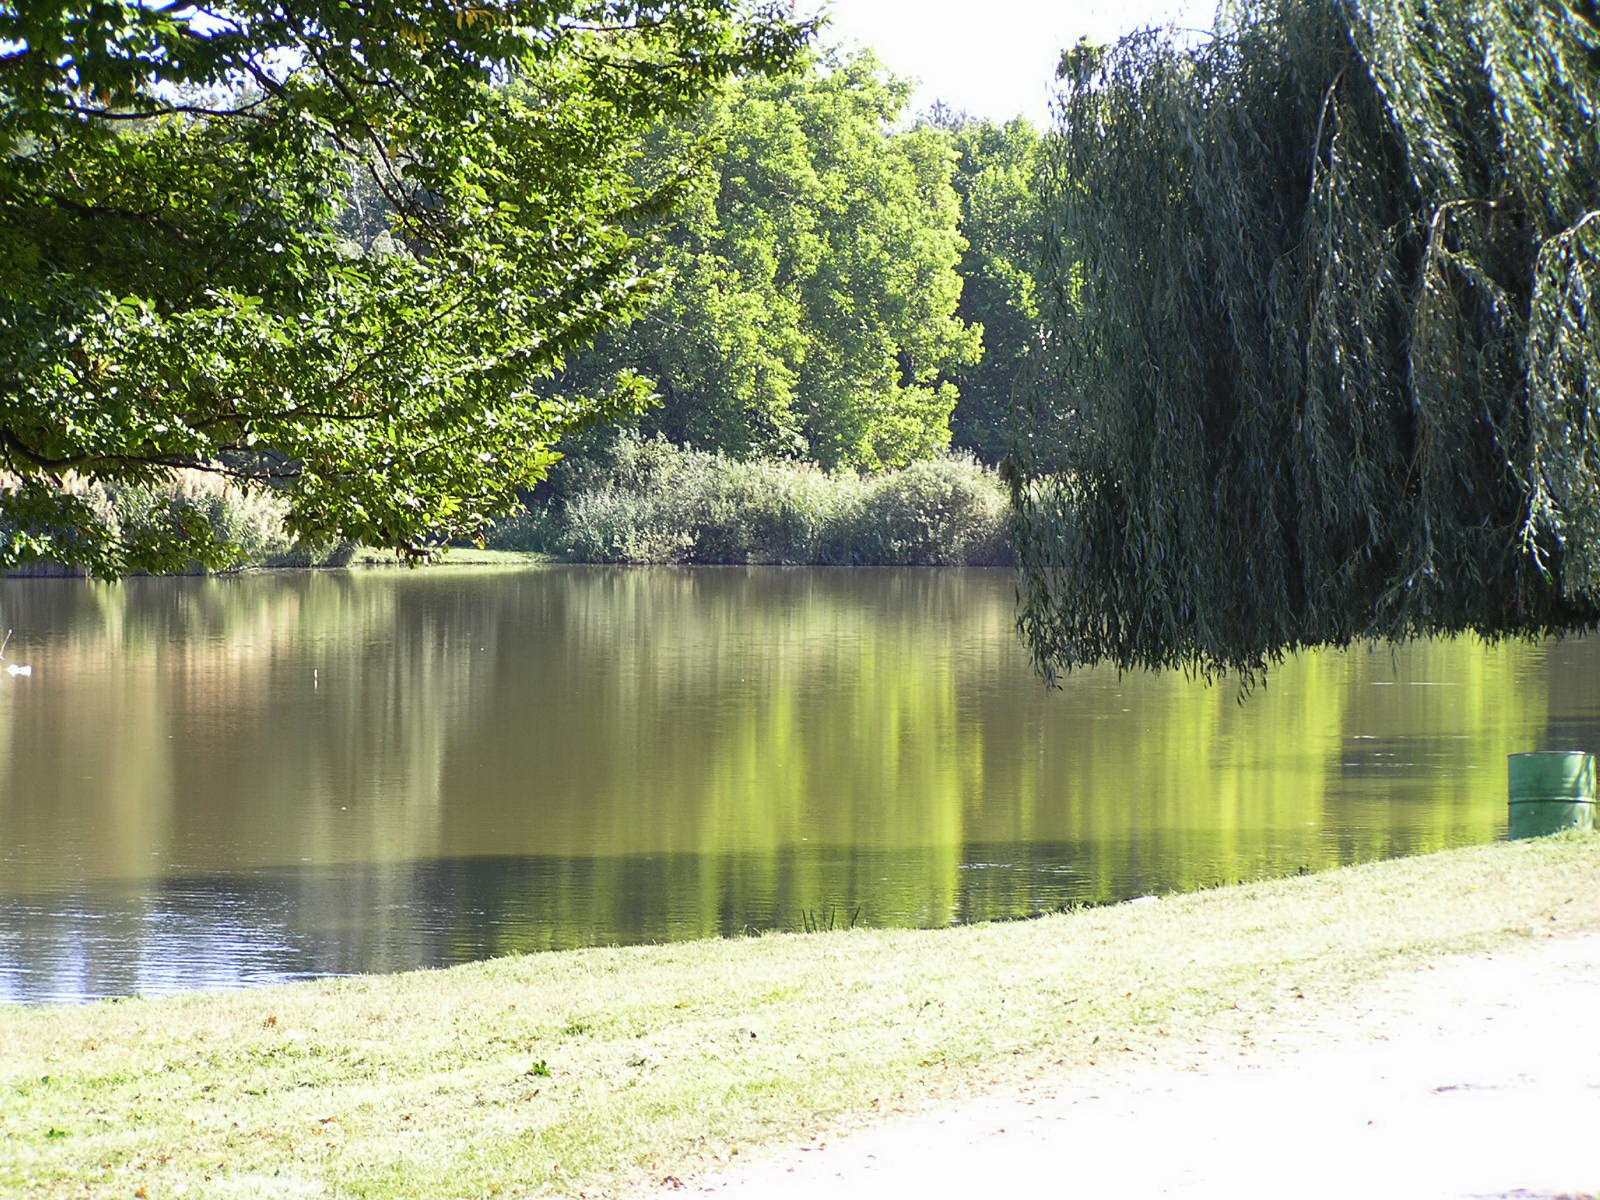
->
[1012,0,1600,683]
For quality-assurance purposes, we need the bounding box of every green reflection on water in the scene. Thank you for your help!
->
[0,567,1591,1000]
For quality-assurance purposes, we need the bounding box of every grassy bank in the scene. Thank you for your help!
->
[4,835,1598,1198]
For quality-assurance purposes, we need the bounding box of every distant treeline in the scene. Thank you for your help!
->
[537,53,1044,472]
[329,48,1043,480]
[479,52,1041,565]
[359,50,1041,568]
[6,48,1042,576]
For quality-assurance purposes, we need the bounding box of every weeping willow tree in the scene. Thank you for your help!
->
[1012,0,1600,683]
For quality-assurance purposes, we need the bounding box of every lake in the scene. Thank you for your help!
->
[1,566,1594,1003]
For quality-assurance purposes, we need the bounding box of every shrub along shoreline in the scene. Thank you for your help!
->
[3,441,1013,577]
[3,834,1597,1199]
[490,436,1013,566]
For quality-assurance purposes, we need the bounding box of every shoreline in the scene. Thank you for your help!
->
[0,547,557,579]
[3,835,1597,1198]
[1,551,1028,580]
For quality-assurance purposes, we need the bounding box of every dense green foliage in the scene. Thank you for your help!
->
[495,434,1011,564]
[931,111,1046,462]
[0,0,806,576]
[1014,0,1600,682]
[559,53,981,470]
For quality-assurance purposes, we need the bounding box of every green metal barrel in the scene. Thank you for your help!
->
[1508,751,1596,839]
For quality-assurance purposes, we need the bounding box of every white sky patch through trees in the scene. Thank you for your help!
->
[807,0,1218,122]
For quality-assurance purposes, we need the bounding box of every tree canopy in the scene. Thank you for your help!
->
[559,51,981,470]
[0,1,806,575]
[1012,0,1600,683]
[931,110,1045,463]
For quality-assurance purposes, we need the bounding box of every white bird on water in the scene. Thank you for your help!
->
[0,629,32,677]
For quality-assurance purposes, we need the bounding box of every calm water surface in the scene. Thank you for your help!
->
[1,567,1595,1003]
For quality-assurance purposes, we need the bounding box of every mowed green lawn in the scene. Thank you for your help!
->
[3,834,1597,1199]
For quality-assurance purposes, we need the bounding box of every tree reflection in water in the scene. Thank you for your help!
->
[0,568,1592,1002]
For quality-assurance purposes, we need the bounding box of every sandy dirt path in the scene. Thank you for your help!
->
[637,932,1600,1200]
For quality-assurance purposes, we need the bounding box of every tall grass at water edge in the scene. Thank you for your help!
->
[495,435,1014,566]
[1,470,355,576]
[5,442,1013,572]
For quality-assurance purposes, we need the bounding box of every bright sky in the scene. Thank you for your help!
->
[806,0,1217,122]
